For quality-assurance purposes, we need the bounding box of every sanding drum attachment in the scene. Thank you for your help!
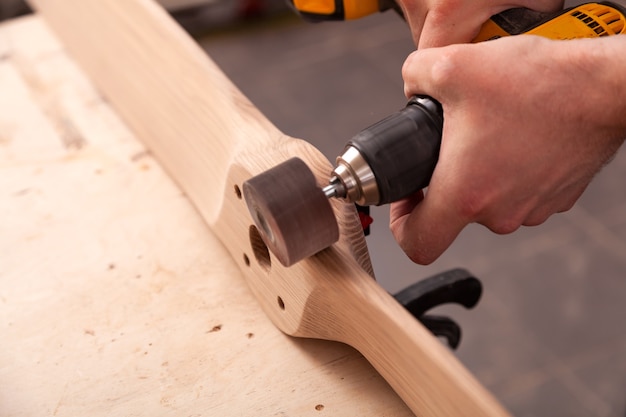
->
[243,158,339,267]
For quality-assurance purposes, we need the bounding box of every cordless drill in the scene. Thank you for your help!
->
[287,1,626,206]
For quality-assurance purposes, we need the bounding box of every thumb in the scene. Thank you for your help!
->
[418,9,491,48]
[402,45,463,100]
[390,185,468,264]
[416,0,565,49]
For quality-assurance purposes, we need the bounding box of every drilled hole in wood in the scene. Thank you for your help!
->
[277,296,285,310]
[253,206,274,244]
[249,225,271,271]
[234,184,242,199]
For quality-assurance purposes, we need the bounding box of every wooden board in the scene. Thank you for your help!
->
[0,15,414,416]
[4,1,510,415]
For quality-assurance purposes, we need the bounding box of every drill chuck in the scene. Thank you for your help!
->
[326,96,444,206]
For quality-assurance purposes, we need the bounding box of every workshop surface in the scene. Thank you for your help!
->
[197,6,626,417]
[0,12,425,417]
[3,3,513,415]
[1,3,625,416]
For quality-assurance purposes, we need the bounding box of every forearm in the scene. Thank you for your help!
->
[557,35,626,162]
[563,35,626,129]
[591,35,626,133]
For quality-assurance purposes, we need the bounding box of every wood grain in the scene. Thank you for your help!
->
[22,1,511,415]
[0,15,415,416]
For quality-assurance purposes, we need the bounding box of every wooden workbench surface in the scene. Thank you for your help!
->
[0,15,414,416]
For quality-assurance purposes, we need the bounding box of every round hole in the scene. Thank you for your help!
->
[243,254,250,267]
[277,296,285,310]
[254,206,275,244]
[234,184,242,199]
[249,225,271,271]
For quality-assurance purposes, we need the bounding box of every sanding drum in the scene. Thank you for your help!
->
[243,158,339,267]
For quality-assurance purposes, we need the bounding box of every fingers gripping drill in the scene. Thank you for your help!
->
[244,2,626,267]
[315,1,626,207]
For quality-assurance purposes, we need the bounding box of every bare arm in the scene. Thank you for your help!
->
[390,35,626,264]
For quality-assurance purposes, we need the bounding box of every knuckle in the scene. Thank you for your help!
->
[455,188,488,222]
[558,197,577,213]
[402,46,464,96]
[523,215,548,227]
[455,188,530,235]
[524,205,554,227]
[429,46,463,87]
[401,51,417,76]
[428,0,464,25]
[483,205,529,235]
[486,219,522,235]
[467,199,525,234]
[405,246,438,266]
[401,52,419,86]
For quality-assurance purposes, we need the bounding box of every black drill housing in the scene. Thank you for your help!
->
[347,96,443,205]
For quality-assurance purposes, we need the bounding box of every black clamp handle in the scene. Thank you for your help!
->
[393,268,482,349]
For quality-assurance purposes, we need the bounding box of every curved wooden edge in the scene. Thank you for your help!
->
[218,156,510,417]
[26,0,511,415]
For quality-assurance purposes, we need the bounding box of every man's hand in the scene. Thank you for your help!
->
[390,35,626,265]
[396,0,563,47]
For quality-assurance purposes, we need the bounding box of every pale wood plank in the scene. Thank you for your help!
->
[21,1,511,415]
[0,15,413,417]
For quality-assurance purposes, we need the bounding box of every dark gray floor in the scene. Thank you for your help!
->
[195,9,626,417]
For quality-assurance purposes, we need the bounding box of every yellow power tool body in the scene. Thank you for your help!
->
[286,0,396,20]
[475,2,626,40]
[287,1,626,40]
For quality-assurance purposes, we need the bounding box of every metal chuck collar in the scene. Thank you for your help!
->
[242,158,339,267]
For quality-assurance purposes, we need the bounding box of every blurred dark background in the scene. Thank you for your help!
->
[4,1,625,415]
